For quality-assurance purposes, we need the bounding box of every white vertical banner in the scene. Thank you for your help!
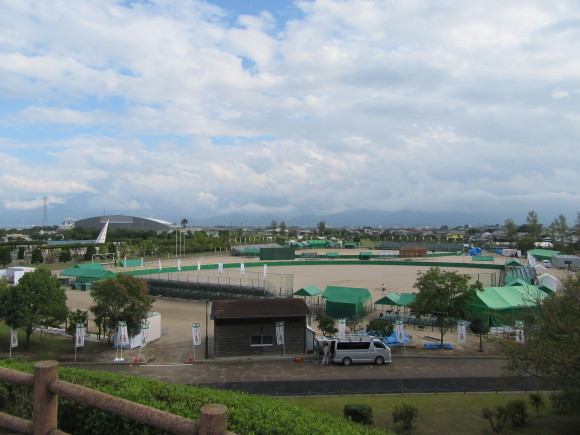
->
[75,323,85,348]
[192,322,202,346]
[10,328,18,348]
[158,259,162,271]
[140,257,144,267]
[197,260,201,271]
[118,321,129,345]
[218,263,224,274]
[240,263,245,276]
[276,321,285,345]
[124,256,127,268]
[457,321,466,344]
[396,320,404,342]
[263,264,268,278]
[141,322,150,348]
[338,318,346,338]
[177,259,181,271]
[515,321,525,343]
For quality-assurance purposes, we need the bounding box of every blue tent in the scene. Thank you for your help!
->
[467,247,482,256]
[384,330,411,347]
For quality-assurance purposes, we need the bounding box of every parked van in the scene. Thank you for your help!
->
[316,335,391,366]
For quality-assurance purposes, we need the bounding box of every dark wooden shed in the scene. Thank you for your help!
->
[211,298,310,357]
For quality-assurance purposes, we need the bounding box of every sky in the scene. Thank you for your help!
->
[1,0,579,228]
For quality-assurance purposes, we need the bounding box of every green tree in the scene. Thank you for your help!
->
[270,220,278,233]
[549,214,568,247]
[279,220,287,236]
[504,218,518,247]
[315,310,338,336]
[0,268,68,347]
[497,272,580,391]
[410,267,483,347]
[90,275,154,343]
[17,246,25,260]
[181,218,188,228]
[526,210,542,241]
[366,318,394,337]
[107,242,117,255]
[59,248,72,263]
[84,245,97,261]
[517,236,536,253]
[317,220,326,236]
[30,247,43,264]
[66,309,89,341]
[0,246,11,267]
[469,317,490,352]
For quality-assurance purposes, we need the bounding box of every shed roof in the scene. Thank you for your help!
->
[323,286,371,303]
[376,292,417,306]
[74,262,103,269]
[211,298,309,319]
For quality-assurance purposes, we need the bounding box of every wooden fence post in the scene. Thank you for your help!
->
[33,361,59,435]
[199,404,228,435]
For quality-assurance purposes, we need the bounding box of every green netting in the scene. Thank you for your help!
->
[472,255,494,261]
[120,259,142,267]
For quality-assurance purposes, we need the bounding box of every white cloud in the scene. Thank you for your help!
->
[0,0,579,225]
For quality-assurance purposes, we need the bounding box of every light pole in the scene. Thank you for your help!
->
[205,300,209,359]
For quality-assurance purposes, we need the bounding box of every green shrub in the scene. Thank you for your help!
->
[528,393,545,417]
[505,399,528,426]
[392,403,418,429]
[0,360,382,435]
[344,404,373,425]
[550,390,580,414]
[482,406,508,432]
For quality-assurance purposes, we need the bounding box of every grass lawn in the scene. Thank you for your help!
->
[283,393,580,434]
[0,323,109,361]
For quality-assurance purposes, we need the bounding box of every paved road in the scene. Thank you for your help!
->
[66,356,542,396]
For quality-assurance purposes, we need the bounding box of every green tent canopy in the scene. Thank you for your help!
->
[505,278,529,287]
[505,258,524,266]
[527,249,561,262]
[378,292,417,307]
[469,285,547,327]
[323,286,371,318]
[294,285,323,297]
[242,248,260,256]
[60,267,115,283]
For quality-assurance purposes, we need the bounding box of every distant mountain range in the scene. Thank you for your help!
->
[192,209,497,228]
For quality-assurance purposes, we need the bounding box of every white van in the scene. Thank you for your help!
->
[317,335,392,366]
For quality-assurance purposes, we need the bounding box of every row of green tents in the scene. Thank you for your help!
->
[294,283,553,327]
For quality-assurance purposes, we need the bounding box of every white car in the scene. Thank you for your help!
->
[542,260,551,268]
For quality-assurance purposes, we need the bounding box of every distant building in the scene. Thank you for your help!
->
[74,215,174,233]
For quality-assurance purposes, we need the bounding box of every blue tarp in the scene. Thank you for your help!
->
[467,247,482,256]
[384,330,411,347]
[424,343,453,349]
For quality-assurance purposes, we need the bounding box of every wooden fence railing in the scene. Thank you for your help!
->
[0,361,232,435]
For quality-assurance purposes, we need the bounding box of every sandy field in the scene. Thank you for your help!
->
[64,251,570,363]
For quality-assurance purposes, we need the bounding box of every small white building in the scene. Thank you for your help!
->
[6,267,36,284]
[113,312,162,349]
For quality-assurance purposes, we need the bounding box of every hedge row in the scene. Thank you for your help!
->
[0,360,384,434]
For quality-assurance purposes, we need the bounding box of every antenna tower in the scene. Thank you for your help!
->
[42,196,48,227]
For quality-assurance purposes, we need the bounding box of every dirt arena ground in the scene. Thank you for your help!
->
[64,251,570,364]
